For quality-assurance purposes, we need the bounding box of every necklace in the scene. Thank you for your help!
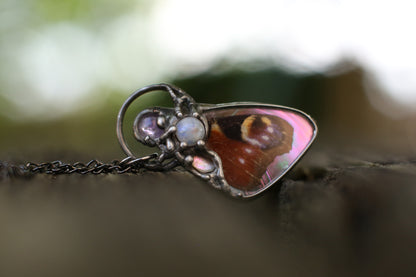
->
[1,83,317,198]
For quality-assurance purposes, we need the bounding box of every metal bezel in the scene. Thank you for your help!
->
[117,83,318,198]
[201,102,318,198]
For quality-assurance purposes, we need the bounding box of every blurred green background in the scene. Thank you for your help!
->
[1,0,416,162]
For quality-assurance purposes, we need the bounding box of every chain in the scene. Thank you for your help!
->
[0,155,180,180]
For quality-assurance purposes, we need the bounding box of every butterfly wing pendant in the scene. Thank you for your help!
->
[201,103,317,197]
[117,84,317,198]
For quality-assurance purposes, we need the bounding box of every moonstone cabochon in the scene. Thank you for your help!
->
[203,105,317,197]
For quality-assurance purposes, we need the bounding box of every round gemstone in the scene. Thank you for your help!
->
[192,156,215,173]
[175,117,205,145]
[136,112,164,140]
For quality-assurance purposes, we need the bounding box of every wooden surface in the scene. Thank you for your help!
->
[1,147,416,277]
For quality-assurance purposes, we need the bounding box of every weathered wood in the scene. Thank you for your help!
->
[1,148,415,276]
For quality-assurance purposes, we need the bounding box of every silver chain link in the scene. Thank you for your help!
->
[0,156,180,180]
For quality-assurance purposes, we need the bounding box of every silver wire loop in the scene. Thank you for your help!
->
[116,83,206,171]
[117,83,182,159]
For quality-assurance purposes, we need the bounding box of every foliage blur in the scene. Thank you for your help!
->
[1,0,415,160]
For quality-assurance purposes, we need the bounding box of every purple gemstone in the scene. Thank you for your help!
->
[136,112,165,140]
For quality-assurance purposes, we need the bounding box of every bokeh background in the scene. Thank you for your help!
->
[1,0,416,160]
[1,1,416,276]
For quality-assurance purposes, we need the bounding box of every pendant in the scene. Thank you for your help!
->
[117,84,317,198]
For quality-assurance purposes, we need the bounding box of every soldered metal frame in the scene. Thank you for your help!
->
[117,83,318,198]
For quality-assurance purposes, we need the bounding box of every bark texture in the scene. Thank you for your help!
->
[1,148,416,277]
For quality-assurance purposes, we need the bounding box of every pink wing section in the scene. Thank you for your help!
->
[204,106,316,197]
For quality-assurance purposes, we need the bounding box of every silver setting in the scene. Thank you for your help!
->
[117,83,318,198]
[117,83,235,196]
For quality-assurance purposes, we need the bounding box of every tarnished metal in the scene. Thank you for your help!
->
[1,83,318,199]
[116,83,244,197]
[0,158,180,180]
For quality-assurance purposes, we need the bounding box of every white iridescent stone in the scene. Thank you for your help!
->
[192,156,215,173]
[175,117,205,145]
